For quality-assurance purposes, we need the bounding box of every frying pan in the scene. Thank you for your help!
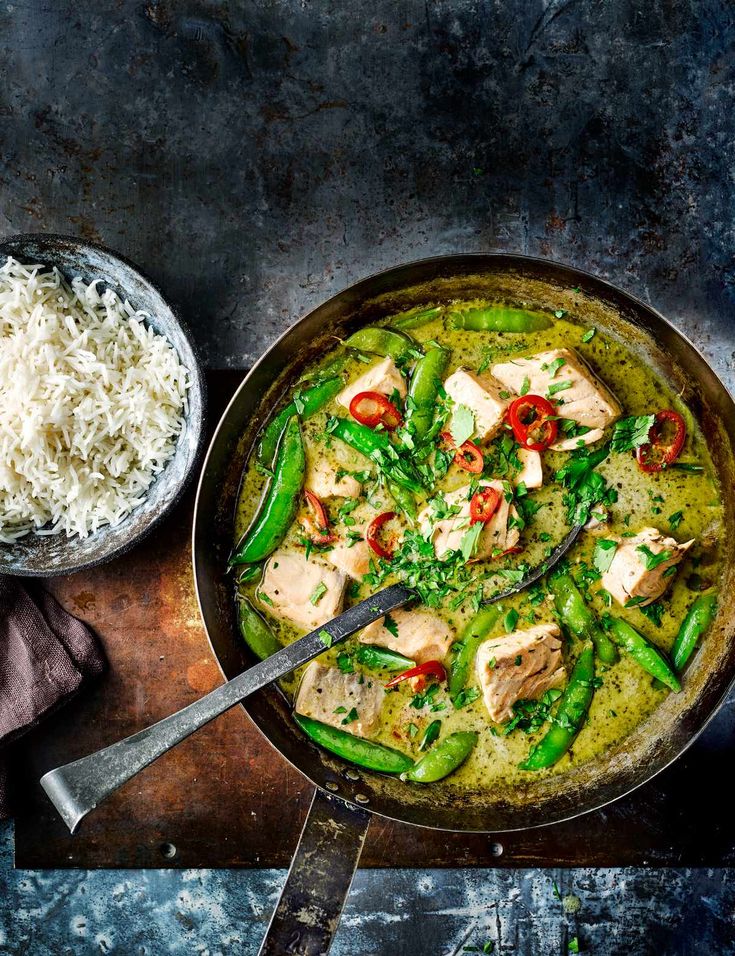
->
[191,254,735,955]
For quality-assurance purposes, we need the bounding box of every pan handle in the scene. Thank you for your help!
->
[259,788,371,956]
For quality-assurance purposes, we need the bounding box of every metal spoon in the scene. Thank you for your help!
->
[41,524,582,833]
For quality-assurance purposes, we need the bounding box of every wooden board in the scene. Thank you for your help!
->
[13,372,735,869]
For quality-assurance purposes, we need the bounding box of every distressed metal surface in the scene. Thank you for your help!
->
[2,0,735,951]
[13,372,735,870]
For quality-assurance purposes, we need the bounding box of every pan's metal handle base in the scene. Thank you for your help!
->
[259,788,370,956]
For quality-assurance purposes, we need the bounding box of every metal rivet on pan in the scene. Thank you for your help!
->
[325,781,339,792]
[343,768,360,781]
[160,842,177,859]
[355,793,370,805]
[489,841,504,857]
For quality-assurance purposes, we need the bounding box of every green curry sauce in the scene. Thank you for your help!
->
[233,302,723,789]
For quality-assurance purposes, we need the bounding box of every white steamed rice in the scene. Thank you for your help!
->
[0,256,190,543]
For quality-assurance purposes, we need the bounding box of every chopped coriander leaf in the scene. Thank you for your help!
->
[460,522,484,562]
[547,356,567,378]
[318,629,333,647]
[640,601,665,626]
[453,687,481,709]
[504,608,519,632]
[449,404,475,447]
[581,327,596,342]
[337,652,354,673]
[340,707,359,725]
[310,582,328,605]
[383,613,399,638]
[610,414,655,453]
[636,545,674,571]
[593,538,618,574]
[547,380,572,397]
[554,309,566,319]
[568,938,580,954]
[520,375,531,395]
[668,510,684,530]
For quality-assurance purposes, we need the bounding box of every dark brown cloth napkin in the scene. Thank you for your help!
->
[0,578,105,818]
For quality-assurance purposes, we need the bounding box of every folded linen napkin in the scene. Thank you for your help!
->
[0,578,105,818]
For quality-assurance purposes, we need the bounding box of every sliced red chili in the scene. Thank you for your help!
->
[507,395,558,451]
[366,511,397,559]
[496,545,523,559]
[349,391,403,431]
[469,486,502,524]
[384,660,447,689]
[303,490,337,544]
[441,431,484,474]
[636,410,686,472]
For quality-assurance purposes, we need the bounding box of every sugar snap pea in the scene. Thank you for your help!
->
[393,305,443,331]
[548,571,619,664]
[407,346,449,441]
[355,645,415,671]
[257,377,342,468]
[294,715,414,773]
[331,418,425,493]
[230,415,305,566]
[604,617,680,691]
[344,326,419,363]
[237,596,281,660]
[448,606,502,701]
[671,592,717,672]
[401,731,478,782]
[449,306,552,332]
[520,644,595,771]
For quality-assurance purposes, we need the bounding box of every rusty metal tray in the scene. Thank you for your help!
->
[13,373,735,869]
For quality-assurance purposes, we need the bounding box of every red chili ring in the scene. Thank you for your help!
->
[366,511,396,559]
[469,486,502,524]
[636,409,686,472]
[349,391,403,431]
[384,660,447,689]
[303,490,337,544]
[441,432,485,474]
[507,395,558,451]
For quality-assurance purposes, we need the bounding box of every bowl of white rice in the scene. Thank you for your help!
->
[0,234,205,576]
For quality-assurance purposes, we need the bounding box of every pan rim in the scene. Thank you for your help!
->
[192,251,735,834]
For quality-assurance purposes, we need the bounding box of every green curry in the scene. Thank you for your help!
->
[232,301,722,788]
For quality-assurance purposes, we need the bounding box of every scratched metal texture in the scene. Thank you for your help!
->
[2,0,735,953]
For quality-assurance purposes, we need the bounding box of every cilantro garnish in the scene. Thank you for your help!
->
[610,415,655,453]
[593,539,617,574]
[449,404,475,447]
[636,545,674,571]
[310,582,328,605]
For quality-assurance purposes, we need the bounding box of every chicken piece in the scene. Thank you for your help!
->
[306,455,362,499]
[515,447,543,490]
[418,480,520,561]
[443,368,510,442]
[601,526,694,607]
[259,550,348,631]
[336,356,407,411]
[475,623,566,724]
[295,661,384,737]
[359,607,455,663]
[326,537,372,580]
[491,348,621,449]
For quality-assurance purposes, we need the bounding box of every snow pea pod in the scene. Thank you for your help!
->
[448,605,502,701]
[331,418,425,493]
[230,415,306,566]
[671,592,717,672]
[237,596,281,660]
[355,645,415,671]
[605,617,680,691]
[401,731,478,782]
[343,326,419,363]
[387,479,417,520]
[449,306,552,332]
[393,305,443,331]
[520,644,595,771]
[407,346,449,441]
[548,571,619,664]
[257,377,342,468]
[294,715,414,774]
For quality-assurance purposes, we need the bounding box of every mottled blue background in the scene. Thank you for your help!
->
[2,0,735,952]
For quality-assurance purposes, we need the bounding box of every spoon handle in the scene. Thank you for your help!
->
[41,583,415,833]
